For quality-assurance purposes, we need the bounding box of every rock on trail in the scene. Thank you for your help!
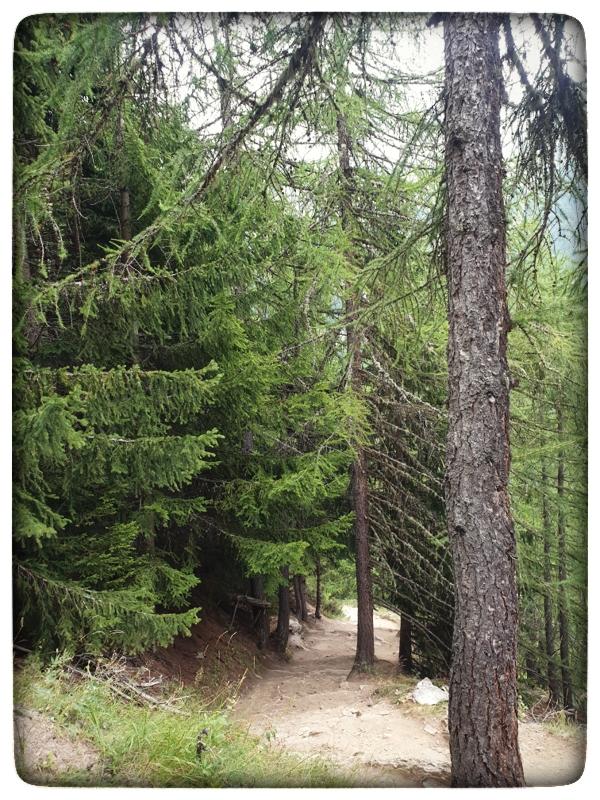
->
[232,606,586,787]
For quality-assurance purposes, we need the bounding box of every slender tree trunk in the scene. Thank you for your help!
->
[14,208,39,349]
[399,614,413,673]
[116,106,138,365]
[212,13,233,130]
[315,556,322,620]
[299,574,308,621]
[524,651,537,684]
[117,108,132,242]
[250,575,269,649]
[212,30,256,463]
[337,112,374,673]
[443,14,524,786]
[542,461,561,705]
[120,183,132,242]
[275,565,290,653]
[293,574,303,621]
[556,399,574,709]
[349,369,374,671]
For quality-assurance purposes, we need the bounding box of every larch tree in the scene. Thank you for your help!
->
[12,13,587,764]
[442,13,525,786]
[337,111,375,671]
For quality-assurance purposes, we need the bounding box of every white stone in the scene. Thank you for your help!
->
[289,617,303,635]
[411,678,449,705]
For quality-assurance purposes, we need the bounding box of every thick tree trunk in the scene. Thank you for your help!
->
[399,614,413,673]
[337,112,374,673]
[275,566,290,653]
[541,462,561,705]
[443,14,524,786]
[315,556,322,620]
[556,400,574,709]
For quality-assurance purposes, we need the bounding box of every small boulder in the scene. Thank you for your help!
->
[289,617,303,635]
[411,678,449,705]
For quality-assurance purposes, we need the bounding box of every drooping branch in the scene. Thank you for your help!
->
[530,13,587,180]
[195,13,325,198]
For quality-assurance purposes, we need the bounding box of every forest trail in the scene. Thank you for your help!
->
[233,607,586,787]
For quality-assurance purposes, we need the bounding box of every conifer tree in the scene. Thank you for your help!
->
[13,15,228,654]
[12,15,587,749]
[442,13,525,786]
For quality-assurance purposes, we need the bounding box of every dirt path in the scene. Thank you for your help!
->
[233,607,586,787]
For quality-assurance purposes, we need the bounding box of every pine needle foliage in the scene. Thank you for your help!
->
[13,12,586,721]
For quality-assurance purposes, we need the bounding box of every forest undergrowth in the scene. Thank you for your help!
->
[14,653,354,788]
[15,602,585,788]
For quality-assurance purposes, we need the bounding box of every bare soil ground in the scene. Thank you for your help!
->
[233,606,586,787]
[135,605,265,700]
[14,706,101,785]
[13,605,586,787]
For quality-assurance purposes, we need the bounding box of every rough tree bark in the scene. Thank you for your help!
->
[348,338,374,671]
[399,615,413,673]
[556,398,574,709]
[337,111,375,672]
[443,13,525,786]
[293,574,301,620]
[275,565,290,653]
[542,461,561,705]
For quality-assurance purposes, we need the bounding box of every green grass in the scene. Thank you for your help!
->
[14,656,356,788]
[544,711,585,739]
